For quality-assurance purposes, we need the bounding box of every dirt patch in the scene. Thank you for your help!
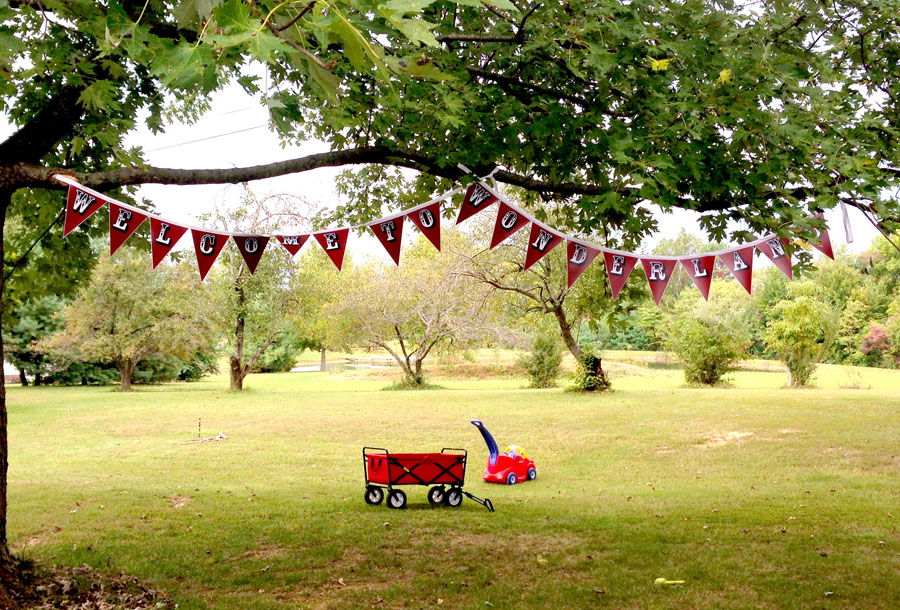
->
[234,545,290,561]
[165,494,190,509]
[698,431,754,448]
[6,559,174,609]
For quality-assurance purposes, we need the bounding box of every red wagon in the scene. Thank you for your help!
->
[363,447,494,511]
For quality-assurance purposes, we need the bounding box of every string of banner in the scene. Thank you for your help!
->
[54,172,835,305]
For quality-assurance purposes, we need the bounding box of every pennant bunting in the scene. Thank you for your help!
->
[490,202,530,248]
[756,236,793,279]
[314,228,350,270]
[275,234,309,257]
[719,246,755,294]
[233,235,270,274]
[523,224,563,271]
[809,215,835,259]
[63,184,107,237]
[370,216,405,265]
[150,218,189,269]
[407,201,442,251]
[456,182,498,224]
[566,241,601,288]
[640,258,679,306]
[108,203,147,255]
[191,229,230,280]
[680,255,716,300]
[603,251,639,300]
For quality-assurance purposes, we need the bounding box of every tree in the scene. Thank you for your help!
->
[665,280,752,385]
[326,235,496,386]
[3,0,900,585]
[41,249,217,391]
[3,295,65,385]
[764,281,840,387]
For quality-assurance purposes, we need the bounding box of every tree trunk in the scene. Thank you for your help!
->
[319,347,326,372]
[117,358,134,392]
[17,370,26,387]
[0,189,17,602]
[33,374,41,387]
[230,279,245,391]
[553,304,582,360]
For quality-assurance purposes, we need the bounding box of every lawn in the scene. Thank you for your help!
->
[7,355,900,609]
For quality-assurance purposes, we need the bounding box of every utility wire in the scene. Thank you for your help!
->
[146,124,269,152]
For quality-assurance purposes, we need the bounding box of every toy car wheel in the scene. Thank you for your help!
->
[527,467,537,481]
[427,486,445,505]
[387,489,407,509]
[506,472,517,485]
[365,486,384,505]
[444,488,463,507]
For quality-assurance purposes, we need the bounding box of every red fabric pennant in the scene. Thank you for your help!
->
[756,237,793,279]
[63,185,107,237]
[523,224,563,270]
[603,251,639,300]
[275,234,309,257]
[719,246,755,294]
[191,229,230,280]
[640,258,679,306]
[490,202,530,248]
[680,255,716,300]
[233,235,270,274]
[370,216,405,265]
[566,241,601,288]
[407,202,442,251]
[150,218,188,269]
[456,182,498,224]
[313,228,350,270]
[809,215,834,260]
[108,203,147,255]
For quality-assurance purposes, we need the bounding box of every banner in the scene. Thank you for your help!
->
[150,218,188,269]
[108,203,147,255]
[370,216,405,265]
[809,214,835,260]
[523,223,563,271]
[64,185,107,237]
[680,255,716,301]
[407,201,442,251]
[641,258,678,305]
[756,237,793,279]
[275,234,309,257]
[191,229,229,280]
[719,246,755,294]
[566,240,601,288]
[490,202,530,248]
[456,182,498,224]
[603,251,639,300]
[233,235,270,274]
[314,228,350,270]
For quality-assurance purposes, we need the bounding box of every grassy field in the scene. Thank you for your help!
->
[7,354,900,609]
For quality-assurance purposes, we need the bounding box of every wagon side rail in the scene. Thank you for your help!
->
[363,446,391,489]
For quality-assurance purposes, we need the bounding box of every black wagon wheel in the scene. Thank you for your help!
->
[427,486,445,505]
[387,489,407,509]
[365,486,384,505]
[443,487,463,507]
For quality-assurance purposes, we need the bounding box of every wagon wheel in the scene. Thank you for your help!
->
[427,486,445,505]
[444,488,463,507]
[365,486,384,505]
[387,489,407,509]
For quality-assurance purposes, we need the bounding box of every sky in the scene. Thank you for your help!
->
[1,80,883,263]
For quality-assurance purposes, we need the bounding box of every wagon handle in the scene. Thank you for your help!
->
[363,447,389,488]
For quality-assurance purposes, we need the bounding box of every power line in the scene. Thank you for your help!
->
[146,124,269,152]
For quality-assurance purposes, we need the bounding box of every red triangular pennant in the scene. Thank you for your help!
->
[809,215,834,260]
[233,235,270,274]
[523,224,563,270]
[370,216,405,265]
[566,241,601,288]
[275,234,309,257]
[756,236,793,279]
[640,258,679,306]
[63,185,107,237]
[313,228,350,270]
[719,246,755,294]
[456,182,498,224]
[108,203,147,255]
[150,218,189,269]
[680,255,716,300]
[407,201,442,251]
[490,202,530,248]
[191,229,230,280]
[603,251,639,299]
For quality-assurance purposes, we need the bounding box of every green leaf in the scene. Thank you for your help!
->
[173,0,218,26]
[330,19,368,72]
[483,0,518,11]
[386,55,451,80]
[78,80,120,113]
[247,30,290,64]
[381,0,437,14]
[151,43,217,90]
[305,58,341,101]
[386,16,439,47]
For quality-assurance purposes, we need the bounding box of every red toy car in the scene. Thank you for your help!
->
[471,420,537,485]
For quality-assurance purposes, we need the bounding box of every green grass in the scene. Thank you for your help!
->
[7,357,900,609]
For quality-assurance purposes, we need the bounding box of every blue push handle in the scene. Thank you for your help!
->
[470,419,499,466]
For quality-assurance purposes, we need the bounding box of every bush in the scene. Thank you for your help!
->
[572,347,611,392]
[518,334,563,388]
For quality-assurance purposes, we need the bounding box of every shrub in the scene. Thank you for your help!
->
[518,334,563,388]
[572,347,611,392]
